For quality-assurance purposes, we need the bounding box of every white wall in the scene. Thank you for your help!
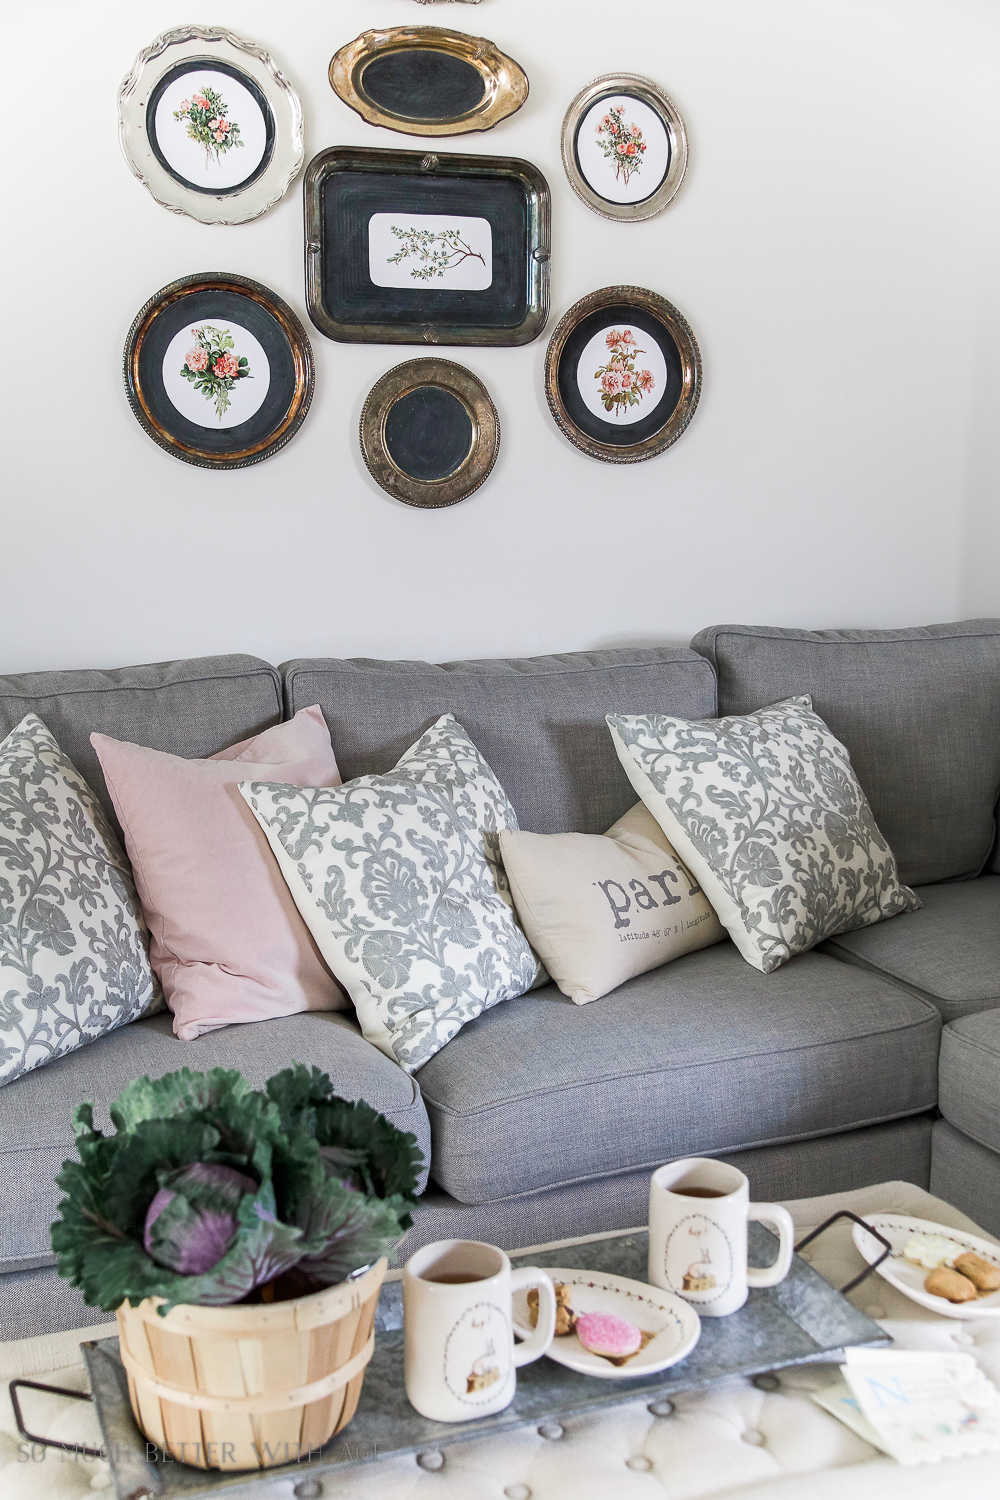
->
[5,0,1000,675]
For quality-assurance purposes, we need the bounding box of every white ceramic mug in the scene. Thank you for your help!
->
[403,1239,557,1422]
[648,1158,795,1316]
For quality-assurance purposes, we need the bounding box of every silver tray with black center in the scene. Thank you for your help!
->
[360,358,499,507]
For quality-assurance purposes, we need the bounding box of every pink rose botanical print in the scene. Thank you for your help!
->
[180,326,251,421]
[594,329,656,417]
[173,86,244,169]
[595,103,648,187]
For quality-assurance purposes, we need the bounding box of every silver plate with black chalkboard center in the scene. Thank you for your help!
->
[360,358,499,507]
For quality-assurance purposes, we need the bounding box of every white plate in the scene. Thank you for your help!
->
[852,1214,1000,1320]
[512,1267,701,1379]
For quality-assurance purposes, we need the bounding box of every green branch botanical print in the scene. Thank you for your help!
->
[173,86,244,169]
[387,226,487,283]
[180,326,251,421]
[594,329,656,417]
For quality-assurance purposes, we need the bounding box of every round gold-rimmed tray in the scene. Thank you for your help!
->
[329,26,528,137]
[545,285,700,464]
[360,358,499,507]
[561,73,687,223]
[123,273,314,469]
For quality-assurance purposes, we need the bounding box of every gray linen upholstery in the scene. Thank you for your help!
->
[690,620,1000,887]
[415,943,940,1204]
[281,649,716,835]
[0,1011,430,1275]
[938,1009,1000,1155]
[821,876,1000,1022]
[394,1116,933,1264]
[0,654,281,834]
[931,1120,1000,1239]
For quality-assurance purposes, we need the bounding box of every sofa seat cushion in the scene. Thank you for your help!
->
[938,1010,1000,1156]
[821,876,1000,1023]
[690,620,1000,887]
[415,942,940,1205]
[0,1011,430,1275]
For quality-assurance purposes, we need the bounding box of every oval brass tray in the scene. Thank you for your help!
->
[329,26,528,137]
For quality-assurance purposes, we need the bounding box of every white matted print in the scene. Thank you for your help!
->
[161,322,270,429]
[576,95,670,205]
[153,69,269,190]
[577,325,667,426]
[368,213,493,290]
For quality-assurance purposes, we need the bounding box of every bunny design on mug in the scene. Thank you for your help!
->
[666,1216,734,1303]
[445,1308,510,1403]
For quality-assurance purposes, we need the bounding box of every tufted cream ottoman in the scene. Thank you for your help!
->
[2,1181,998,1499]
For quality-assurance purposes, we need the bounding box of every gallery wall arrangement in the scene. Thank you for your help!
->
[116,21,698,491]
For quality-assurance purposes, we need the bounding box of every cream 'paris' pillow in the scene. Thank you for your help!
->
[499,802,726,1005]
[0,715,160,1085]
[239,716,544,1072]
[607,697,920,974]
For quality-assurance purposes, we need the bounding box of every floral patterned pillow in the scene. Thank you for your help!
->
[607,697,920,974]
[239,716,544,1072]
[0,715,161,1085]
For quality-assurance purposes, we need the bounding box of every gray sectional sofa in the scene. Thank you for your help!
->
[2,620,998,1340]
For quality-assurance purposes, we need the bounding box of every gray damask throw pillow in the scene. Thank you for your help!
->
[607,696,919,974]
[0,715,160,1085]
[239,716,544,1072]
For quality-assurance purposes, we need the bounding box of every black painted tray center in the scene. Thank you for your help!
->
[360,51,487,121]
[384,386,473,480]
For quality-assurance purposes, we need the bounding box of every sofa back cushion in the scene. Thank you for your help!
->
[690,620,1000,887]
[281,649,717,835]
[0,655,282,837]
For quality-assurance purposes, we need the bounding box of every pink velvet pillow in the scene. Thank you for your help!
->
[92,707,347,1040]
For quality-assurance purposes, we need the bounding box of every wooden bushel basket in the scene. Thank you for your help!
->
[115,1258,386,1471]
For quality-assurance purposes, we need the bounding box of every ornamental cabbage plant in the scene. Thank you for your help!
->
[50,1064,423,1314]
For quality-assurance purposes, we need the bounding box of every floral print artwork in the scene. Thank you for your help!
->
[387,226,487,284]
[595,329,656,417]
[241,716,544,1072]
[0,715,159,1085]
[608,697,920,974]
[180,326,251,421]
[173,86,244,169]
[596,103,647,186]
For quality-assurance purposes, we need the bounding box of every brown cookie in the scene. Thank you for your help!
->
[528,1282,577,1336]
[924,1265,979,1303]
[953,1252,1000,1295]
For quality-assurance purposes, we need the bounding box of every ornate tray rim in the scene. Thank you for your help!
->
[544,284,701,465]
[360,358,500,508]
[561,73,688,223]
[122,272,314,470]
[329,25,528,137]
[303,144,551,347]
[117,25,304,225]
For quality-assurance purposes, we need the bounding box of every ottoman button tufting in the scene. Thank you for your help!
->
[742,1429,766,1446]
[627,1455,653,1471]
[648,1397,676,1418]
[538,1421,565,1440]
[752,1373,781,1392]
[294,1483,323,1499]
[417,1450,445,1471]
[504,1487,532,1499]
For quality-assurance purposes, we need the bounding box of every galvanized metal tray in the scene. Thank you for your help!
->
[84,1225,888,1499]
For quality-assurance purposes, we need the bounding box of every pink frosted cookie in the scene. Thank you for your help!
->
[575,1311,642,1360]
